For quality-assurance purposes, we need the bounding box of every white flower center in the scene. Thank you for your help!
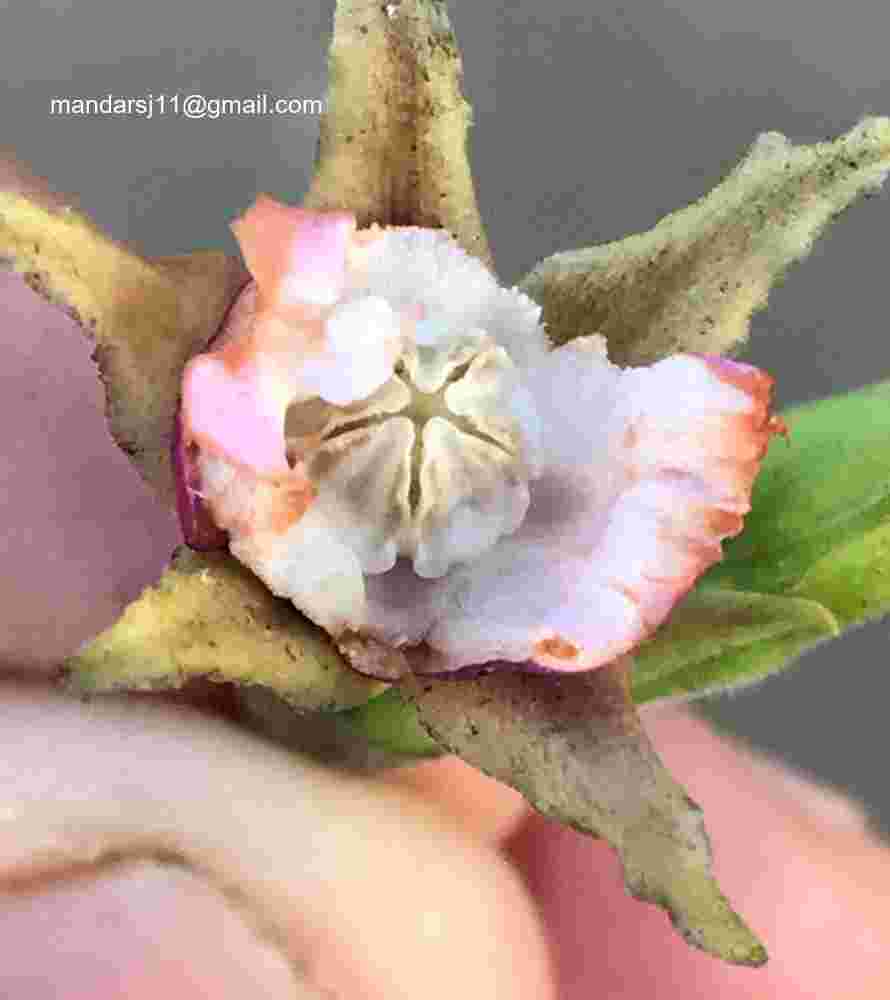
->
[285,304,538,579]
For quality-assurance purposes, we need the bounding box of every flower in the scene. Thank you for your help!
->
[8,0,890,965]
[179,196,784,678]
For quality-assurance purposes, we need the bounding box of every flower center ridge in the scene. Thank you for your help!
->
[284,306,537,580]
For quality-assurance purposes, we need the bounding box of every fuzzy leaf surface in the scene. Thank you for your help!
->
[304,0,492,266]
[67,547,384,711]
[520,119,890,363]
[402,661,767,966]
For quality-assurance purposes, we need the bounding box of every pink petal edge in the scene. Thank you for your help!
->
[528,354,787,671]
[176,201,364,544]
[172,407,228,551]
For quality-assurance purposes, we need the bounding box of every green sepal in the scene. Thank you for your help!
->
[66,547,385,712]
[0,155,246,507]
[304,0,492,267]
[402,661,767,966]
[520,119,890,364]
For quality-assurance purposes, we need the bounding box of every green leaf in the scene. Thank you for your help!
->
[231,686,443,772]
[66,547,385,712]
[338,688,442,758]
[519,119,890,364]
[789,519,890,629]
[632,587,839,705]
[304,0,492,268]
[707,380,890,630]
[402,661,767,966]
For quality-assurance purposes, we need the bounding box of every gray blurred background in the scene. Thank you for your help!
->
[2,1,889,824]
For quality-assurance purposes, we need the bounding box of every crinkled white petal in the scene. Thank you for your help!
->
[354,228,498,332]
[198,454,367,633]
[297,296,402,405]
[521,335,620,469]
[421,538,642,670]
[351,228,550,371]
[232,504,368,635]
[363,560,456,648]
[479,283,551,372]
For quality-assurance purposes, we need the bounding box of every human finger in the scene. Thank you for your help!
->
[0,682,555,999]
[507,707,890,999]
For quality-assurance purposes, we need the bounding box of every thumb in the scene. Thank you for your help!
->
[507,707,890,999]
[0,682,555,1000]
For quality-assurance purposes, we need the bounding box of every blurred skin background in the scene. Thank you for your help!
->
[2,2,890,997]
